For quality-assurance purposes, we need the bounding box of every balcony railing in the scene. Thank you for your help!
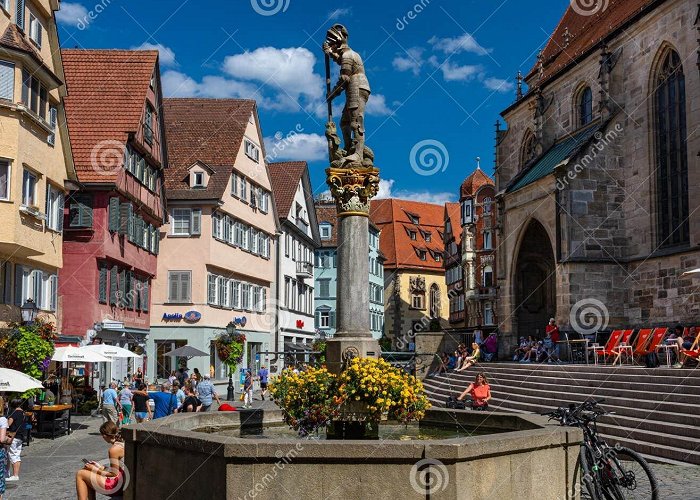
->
[296,261,313,278]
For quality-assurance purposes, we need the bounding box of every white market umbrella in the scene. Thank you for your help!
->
[682,268,700,276]
[52,346,112,363]
[0,368,43,392]
[83,344,142,359]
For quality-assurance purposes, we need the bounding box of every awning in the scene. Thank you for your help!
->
[507,122,606,193]
[283,341,313,353]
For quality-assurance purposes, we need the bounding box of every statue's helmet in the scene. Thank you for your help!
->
[325,24,348,46]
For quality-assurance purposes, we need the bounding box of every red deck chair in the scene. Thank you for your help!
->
[630,329,654,359]
[609,329,635,364]
[680,327,700,364]
[590,330,624,364]
[637,328,668,364]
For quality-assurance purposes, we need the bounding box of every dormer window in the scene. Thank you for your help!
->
[320,223,332,240]
[424,231,432,243]
[192,171,204,188]
[408,230,417,241]
[407,213,420,224]
[416,249,427,261]
[244,139,260,163]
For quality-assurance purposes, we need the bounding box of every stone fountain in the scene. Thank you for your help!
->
[121,24,582,500]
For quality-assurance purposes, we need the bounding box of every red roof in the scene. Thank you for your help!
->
[162,98,256,199]
[268,161,308,219]
[370,198,446,271]
[445,202,462,244]
[528,0,655,86]
[62,49,159,183]
[460,168,493,199]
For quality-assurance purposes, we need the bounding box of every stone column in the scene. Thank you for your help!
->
[325,166,381,374]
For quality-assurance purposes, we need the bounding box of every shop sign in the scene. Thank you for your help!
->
[184,311,202,323]
[233,316,247,327]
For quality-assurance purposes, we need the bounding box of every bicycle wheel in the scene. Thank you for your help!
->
[601,446,658,500]
[576,444,602,500]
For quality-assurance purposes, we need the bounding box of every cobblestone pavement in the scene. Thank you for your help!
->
[11,399,700,499]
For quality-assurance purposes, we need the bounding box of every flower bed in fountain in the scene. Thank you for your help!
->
[269,357,431,438]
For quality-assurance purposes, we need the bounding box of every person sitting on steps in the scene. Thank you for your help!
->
[456,372,492,410]
[456,343,481,371]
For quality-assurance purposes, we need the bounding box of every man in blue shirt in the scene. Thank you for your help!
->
[195,374,220,411]
[101,382,119,424]
[258,366,269,401]
[147,384,177,419]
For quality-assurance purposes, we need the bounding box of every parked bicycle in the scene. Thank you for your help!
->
[544,399,658,500]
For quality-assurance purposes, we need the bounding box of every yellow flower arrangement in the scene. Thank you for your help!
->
[269,358,431,435]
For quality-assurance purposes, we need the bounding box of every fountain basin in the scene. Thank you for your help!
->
[122,408,581,499]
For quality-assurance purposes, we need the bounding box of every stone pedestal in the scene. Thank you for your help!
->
[324,166,381,374]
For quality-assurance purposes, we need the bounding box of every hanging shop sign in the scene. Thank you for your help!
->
[233,316,247,327]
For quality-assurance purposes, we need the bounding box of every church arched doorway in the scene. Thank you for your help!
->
[514,220,556,338]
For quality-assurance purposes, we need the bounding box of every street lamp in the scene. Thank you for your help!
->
[226,321,236,401]
[20,298,38,325]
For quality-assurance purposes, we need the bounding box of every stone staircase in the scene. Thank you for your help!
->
[423,362,700,465]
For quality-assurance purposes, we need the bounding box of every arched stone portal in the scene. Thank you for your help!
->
[514,220,556,338]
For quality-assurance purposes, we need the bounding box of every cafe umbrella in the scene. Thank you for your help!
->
[0,368,43,392]
[52,346,112,363]
[82,344,142,360]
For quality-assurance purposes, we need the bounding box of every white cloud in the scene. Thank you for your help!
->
[161,70,266,102]
[55,2,88,26]
[222,47,323,111]
[392,47,424,76]
[366,94,392,116]
[375,178,456,205]
[328,8,351,20]
[483,77,514,93]
[429,33,491,56]
[429,56,481,82]
[131,43,177,67]
[264,133,327,162]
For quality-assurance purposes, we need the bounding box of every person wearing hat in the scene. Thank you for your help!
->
[195,373,221,412]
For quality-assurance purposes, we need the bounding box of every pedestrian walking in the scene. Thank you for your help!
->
[6,399,26,481]
[118,385,133,425]
[195,374,220,411]
[0,403,9,499]
[243,370,253,409]
[258,365,269,401]
[101,382,119,424]
[132,383,152,422]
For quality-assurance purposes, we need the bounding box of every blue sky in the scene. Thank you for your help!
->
[56,0,565,204]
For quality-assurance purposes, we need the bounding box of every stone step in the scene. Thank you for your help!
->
[425,377,697,416]
[444,364,700,386]
[479,362,700,379]
[597,421,700,455]
[429,373,700,406]
[597,433,700,465]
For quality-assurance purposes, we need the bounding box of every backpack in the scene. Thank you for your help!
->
[445,396,466,410]
[644,352,659,368]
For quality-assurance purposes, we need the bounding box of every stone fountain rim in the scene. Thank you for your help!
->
[122,408,581,462]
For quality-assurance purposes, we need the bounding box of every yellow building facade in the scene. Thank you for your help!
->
[0,0,74,326]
